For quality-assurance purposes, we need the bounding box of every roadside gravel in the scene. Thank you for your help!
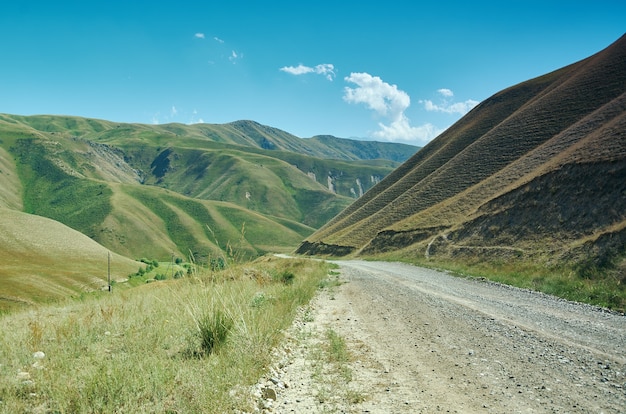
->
[253,260,626,413]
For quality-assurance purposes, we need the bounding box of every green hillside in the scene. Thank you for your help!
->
[0,114,415,308]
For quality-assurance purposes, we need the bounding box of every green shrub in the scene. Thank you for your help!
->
[195,309,233,356]
[278,270,295,285]
[210,257,226,271]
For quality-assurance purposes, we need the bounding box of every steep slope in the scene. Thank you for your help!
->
[305,135,417,162]
[298,34,626,281]
[0,208,140,313]
[0,146,22,210]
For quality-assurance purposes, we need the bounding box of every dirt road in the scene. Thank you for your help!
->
[255,260,626,413]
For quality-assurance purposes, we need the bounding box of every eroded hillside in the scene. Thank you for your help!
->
[298,34,626,285]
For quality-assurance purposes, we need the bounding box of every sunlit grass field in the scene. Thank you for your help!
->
[0,257,332,413]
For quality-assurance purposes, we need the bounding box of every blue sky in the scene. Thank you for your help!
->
[1,1,624,147]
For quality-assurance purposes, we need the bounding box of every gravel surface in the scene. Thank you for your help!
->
[254,260,626,413]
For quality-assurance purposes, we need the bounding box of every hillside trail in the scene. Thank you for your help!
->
[252,260,626,413]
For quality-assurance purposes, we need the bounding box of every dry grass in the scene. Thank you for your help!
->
[0,256,331,413]
[0,209,139,314]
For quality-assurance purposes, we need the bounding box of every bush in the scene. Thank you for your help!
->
[210,257,226,271]
[277,271,295,285]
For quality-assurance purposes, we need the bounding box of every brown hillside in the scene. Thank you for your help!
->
[297,34,626,279]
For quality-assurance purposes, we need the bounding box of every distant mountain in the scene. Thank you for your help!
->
[0,115,418,308]
[0,115,415,262]
[216,120,418,162]
[298,35,626,285]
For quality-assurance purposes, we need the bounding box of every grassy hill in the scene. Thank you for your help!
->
[0,208,140,313]
[297,34,626,310]
[0,115,415,308]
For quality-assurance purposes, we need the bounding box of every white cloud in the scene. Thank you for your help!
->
[280,63,336,81]
[372,116,444,143]
[438,88,453,97]
[213,36,224,43]
[343,72,409,117]
[194,33,205,39]
[421,89,479,115]
[152,107,206,125]
[229,50,243,64]
[313,64,335,81]
[343,72,438,145]
[189,109,204,124]
[280,64,313,75]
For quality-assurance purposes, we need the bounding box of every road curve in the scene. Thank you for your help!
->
[336,260,626,360]
[328,260,626,413]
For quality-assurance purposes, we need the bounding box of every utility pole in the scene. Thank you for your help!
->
[108,251,112,292]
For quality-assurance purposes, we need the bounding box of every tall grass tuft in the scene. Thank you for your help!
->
[195,308,233,356]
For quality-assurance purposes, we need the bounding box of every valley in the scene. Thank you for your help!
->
[0,116,417,311]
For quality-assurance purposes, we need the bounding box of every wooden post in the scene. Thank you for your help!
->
[108,251,112,292]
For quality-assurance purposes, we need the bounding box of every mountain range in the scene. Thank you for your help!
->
[298,34,626,287]
[0,115,417,311]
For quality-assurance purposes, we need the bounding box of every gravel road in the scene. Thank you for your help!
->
[255,260,626,413]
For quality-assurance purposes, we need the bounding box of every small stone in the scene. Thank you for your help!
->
[16,371,31,381]
[262,387,277,401]
[33,351,45,359]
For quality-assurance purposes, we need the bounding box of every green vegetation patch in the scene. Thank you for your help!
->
[125,187,219,264]
[12,139,112,236]
[384,252,626,312]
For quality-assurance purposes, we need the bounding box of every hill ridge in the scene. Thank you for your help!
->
[297,33,626,285]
